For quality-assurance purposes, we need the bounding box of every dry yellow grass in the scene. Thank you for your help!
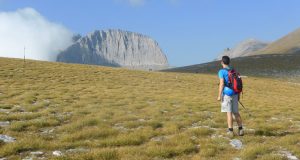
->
[0,57,299,159]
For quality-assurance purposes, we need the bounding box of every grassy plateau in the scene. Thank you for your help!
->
[0,57,299,160]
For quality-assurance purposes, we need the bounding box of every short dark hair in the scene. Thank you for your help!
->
[222,56,230,65]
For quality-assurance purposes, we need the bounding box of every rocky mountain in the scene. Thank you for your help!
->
[251,28,300,55]
[167,27,300,78]
[217,27,300,59]
[57,29,169,70]
[216,39,268,60]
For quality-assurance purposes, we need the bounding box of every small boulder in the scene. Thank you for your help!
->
[66,148,89,153]
[0,109,10,114]
[230,139,243,150]
[0,121,10,127]
[151,136,166,142]
[52,150,63,156]
[0,134,16,143]
[30,151,44,156]
[279,150,299,160]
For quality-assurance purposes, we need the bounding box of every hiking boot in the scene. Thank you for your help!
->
[226,130,234,138]
[238,129,244,136]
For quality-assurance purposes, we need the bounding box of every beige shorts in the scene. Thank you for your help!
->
[221,94,239,113]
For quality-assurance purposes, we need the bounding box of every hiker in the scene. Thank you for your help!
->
[217,56,244,137]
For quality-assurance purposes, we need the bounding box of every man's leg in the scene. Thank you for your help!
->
[233,112,243,127]
[222,95,234,137]
[233,94,244,136]
[227,112,233,128]
[234,112,244,136]
[226,112,234,137]
[232,94,243,127]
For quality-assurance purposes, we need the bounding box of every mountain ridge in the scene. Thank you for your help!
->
[251,28,300,55]
[216,27,300,60]
[57,29,169,70]
[216,38,269,60]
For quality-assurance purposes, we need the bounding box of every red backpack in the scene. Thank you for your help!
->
[227,68,243,93]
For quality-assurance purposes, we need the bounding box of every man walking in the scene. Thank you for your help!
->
[217,56,244,137]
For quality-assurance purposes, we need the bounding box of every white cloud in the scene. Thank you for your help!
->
[0,8,73,61]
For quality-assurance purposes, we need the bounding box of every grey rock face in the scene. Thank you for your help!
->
[216,39,268,60]
[57,29,169,70]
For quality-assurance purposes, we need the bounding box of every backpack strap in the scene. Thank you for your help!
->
[224,67,235,88]
[222,68,231,88]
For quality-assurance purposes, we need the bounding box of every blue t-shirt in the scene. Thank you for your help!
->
[218,67,237,96]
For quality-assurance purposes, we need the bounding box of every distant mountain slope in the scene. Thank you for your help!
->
[57,29,169,70]
[216,39,268,60]
[165,53,300,78]
[251,28,300,55]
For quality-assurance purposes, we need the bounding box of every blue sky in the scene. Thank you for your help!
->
[1,0,300,66]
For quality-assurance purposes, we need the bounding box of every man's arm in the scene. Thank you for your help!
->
[217,78,224,101]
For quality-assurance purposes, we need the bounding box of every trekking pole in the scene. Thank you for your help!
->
[238,101,252,117]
